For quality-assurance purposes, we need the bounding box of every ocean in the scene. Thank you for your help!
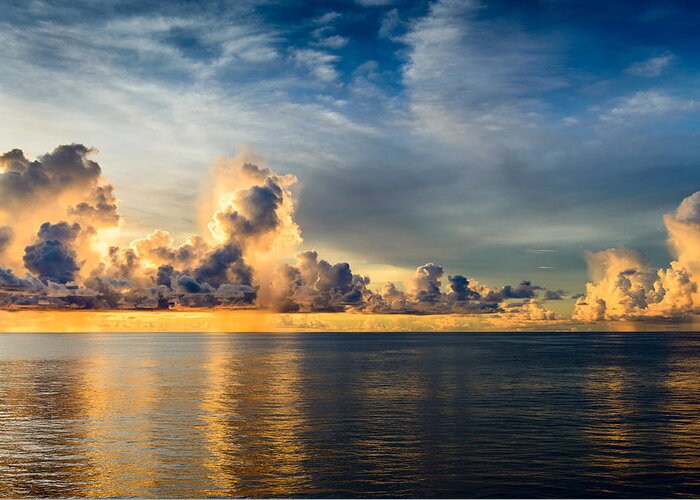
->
[1,331,699,497]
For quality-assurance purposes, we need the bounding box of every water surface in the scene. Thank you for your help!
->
[1,332,700,497]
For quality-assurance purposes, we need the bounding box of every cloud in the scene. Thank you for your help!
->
[37,221,81,243]
[314,35,349,49]
[131,230,209,271]
[0,144,120,277]
[543,289,567,301]
[269,250,372,312]
[402,0,563,147]
[379,8,403,39]
[68,185,120,227]
[625,54,673,77]
[0,266,43,292]
[290,49,340,83]
[503,300,556,321]
[0,145,101,208]
[406,263,444,302]
[574,191,700,320]
[362,264,553,316]
[599,90,698,121]
[501,280,542,299]
[23,241,80,285]
[315,12,342,25]
[193,243,252,289]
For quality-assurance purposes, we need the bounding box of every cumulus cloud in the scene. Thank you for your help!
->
[23,240,80,284]
[574,191,700,320]
[0,143,555,318]
[22,222,83,284]
[0,144,120,277]
[0,145,100,208]
[131,230,209,271]
[268,250,372,312]
[360,264,554,317]
[193,243,252,288]
[406,263,443,302]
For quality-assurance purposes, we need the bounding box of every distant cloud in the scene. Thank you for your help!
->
[543,289,566,300]
[574,191,700,320]
[314,35,349,49]
[599,90,698,121]
[315,12,341,24]
[625,54,673,77]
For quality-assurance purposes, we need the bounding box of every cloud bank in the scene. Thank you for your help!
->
[0,144,556,319]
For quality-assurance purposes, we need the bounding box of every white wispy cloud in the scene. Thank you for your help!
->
[600,90,698,121]
[625,53,673,77]
[313,35,349,49]
[315,12,341,24]
[290,48,340,82]
[401,0,565,150]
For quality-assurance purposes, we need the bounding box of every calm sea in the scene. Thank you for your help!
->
[1,332,700,497]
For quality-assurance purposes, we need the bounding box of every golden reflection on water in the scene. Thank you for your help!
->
[582,364,638,471]
[662,355,700,473]
[199,338,310,497]
[78,349,160,496]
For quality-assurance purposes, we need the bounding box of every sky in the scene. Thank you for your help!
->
[1,0,700,320]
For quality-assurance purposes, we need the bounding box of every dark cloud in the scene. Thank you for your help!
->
[68,184,120,227]
[0,266,43,291]
[176,275,202,294]
[241,162,272,181]
[501,280,542,299]
[213,180,283,242]
[156,264,174,287]
[448,275,481,301]
[543,289,567,301]
[194,243,254,288]
[37,222,81,242]
[0,145,101,209]
[23,240,80,284]
[272,251,373,312]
